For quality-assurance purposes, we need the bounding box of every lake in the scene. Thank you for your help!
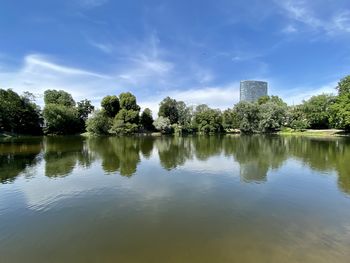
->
[1,135,350,263]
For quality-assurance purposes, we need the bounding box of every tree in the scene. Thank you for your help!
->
[140,108,154,131]
[110,109,140,134]
[176,101,193,130]
[330,76,350,131]
[77,99,94,121]
[337,75,350,96]
[286,105,309,131]
[119,92,140,111]
[44,90,75,107]
[158,97,179,124]
[257,96,270,105]
[108,92,141,134]
[222,108,239,130]
[114,108,139,124]
[193,104,223,134]
[0,89,42,135]
[153,116,172,133]
[101,95,120,117]
[43,89,86,134]
[258,101,287,132]
[302,94,335,129]
[86,110,111,135]
[43,104,80,134]
[234,102,260,133]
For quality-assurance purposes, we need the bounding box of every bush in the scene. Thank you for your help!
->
[153,116,172,133]
[86,110,112,135]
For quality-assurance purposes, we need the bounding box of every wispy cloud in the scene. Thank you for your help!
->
[332,11,350,33]
[78,0,109,9]
[140,82,240,116]
[0,54,117,105]
[276,81,337,105]
[24,54,110,78]
[88,41,114,54]
[282,24,297,34]
[277,0,350,35]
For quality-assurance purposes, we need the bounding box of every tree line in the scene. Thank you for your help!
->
[1,75,350,135]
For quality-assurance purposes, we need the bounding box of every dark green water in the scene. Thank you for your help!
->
[1,135,350,263]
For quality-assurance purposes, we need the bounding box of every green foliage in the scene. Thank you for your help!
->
[158,97,179,124]
[43,104,80,135]
[286,105,309,130]
[114,108,139,124]
[257,96,270,105]
[234,102,260,133]
[330,93,350,131]
[290,119,309,131]
[302,94,335,129]
[44,90,75,107]
[77,99,94,121]
[337,75,350,96]
[119,92,140,111]
[110,120,139,134]
[153,116,172,133]
[109,108,140,134]
[140,108,154,131]
[193,104,223,134]
[106,92,140,134]
[176,101,193,132]
[328,76,350,131]
[222,108,239,129]
[43,89,91,134]
[258,101,287,132]
[86,110,112,135]
[101,95,120,117]
[0,89,42,135]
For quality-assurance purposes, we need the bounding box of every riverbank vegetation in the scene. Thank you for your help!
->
[1,75,350,136]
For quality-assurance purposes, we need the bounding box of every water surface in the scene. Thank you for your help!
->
[1,135,350,263]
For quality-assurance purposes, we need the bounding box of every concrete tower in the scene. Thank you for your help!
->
[240,80,268,102]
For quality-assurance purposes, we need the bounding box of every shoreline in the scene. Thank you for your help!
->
[2,129,349,138]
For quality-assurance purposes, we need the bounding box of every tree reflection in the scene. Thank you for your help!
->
[156,136,193,170]
[0,138,42,183]
[44,136,93,177]
[287,137,350,194]
[223,135,288,182]
[1,135,350,196]
[87,136,154,176]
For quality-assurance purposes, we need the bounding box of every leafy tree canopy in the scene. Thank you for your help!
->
[119,92,140,111]
[193,104,223,134]
[101,95,120,117]
[44,90,75,107]
[158,97,179,124]
[140,108,154,131]
[153,116,172,133]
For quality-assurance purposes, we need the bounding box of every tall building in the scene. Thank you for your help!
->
[240,80,268,102]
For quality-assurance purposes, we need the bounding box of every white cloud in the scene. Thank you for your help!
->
[24,54,110,78]
[282,24,297,34]
[139,82,240,116]
[332,11,350,33]
[78,0,108,9]
[0,51,340,114]
[88,41,114,54]
[0,54,117,106]
[276,81,337,105]
[277,0,350,35]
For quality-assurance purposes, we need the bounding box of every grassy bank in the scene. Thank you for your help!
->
[278,128,348,137]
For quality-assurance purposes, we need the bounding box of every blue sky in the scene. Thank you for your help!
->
[0,0,350,113]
